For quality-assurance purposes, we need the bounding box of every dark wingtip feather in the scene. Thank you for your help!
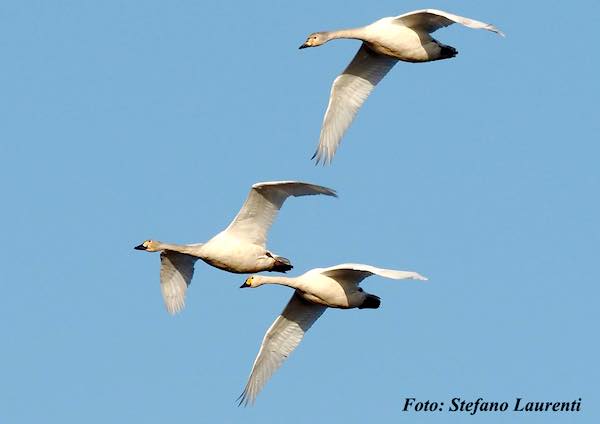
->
[236,387,251,407]
[311,150,331,166]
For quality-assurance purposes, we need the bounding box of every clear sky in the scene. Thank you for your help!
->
[1,1,598,423]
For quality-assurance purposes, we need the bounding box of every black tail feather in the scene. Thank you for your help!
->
[270,256,293,273]
[439,43,458,59]
[358,294,381,309]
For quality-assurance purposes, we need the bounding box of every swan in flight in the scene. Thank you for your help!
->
[134,181,337,314]
[237,263,427,405]
[299,9,504,165]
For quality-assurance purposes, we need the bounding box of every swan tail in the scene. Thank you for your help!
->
[358,294,381,309]
[438,43,458,60]
[271,256,293,273]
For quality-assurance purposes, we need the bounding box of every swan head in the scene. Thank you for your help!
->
[240,276,269,288]
[240,276,256,288]
[134,240,160,252]
[299,32,329,49]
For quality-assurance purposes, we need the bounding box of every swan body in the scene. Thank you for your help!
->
[237,263,427,405]
[134,181,337,314]
[299,9,504,164]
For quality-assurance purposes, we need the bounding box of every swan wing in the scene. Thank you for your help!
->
[224,181,336,247]
[320,263,427,286]
[313,43,397,165]
[159,251,197,315]
[393,9,504,36]
[238,292,326,406]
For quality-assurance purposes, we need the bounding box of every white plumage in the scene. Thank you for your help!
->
[238,263,427,405]
[299,9,504,164]
[135,181,337,314]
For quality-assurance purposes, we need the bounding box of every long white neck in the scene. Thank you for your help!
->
[326,27,368,41]
[156,241,204,256]
[254,275,300,290]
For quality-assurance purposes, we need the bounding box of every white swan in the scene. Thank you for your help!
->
[237,263,427,405]
[299,9,504,165]
[134,181,337,314]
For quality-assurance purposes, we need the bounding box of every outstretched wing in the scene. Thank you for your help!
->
[238,292,327,406]
[313,43,397,165]
[320,263,428,286]
[224,181,336,247]
[159,251,197,315]
[393,9,504,36]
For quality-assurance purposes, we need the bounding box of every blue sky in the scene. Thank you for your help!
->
[1,0,598,423]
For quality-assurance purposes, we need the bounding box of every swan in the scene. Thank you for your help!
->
[237,263,427,405]
[299,9,504,165]
[134,181,337,314]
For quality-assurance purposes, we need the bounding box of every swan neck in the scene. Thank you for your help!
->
[157,242,202,256]
[256,275,299,289]
[327,27,366,41]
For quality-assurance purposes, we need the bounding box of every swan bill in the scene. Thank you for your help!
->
[240,276,253,288]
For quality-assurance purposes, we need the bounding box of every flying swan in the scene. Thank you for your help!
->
[299,9,504,164]
[237,263,427,405]
[134,181,337,314]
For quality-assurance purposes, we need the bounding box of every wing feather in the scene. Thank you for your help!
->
[224,181,336,246]
[238,292,326,406]
[159,251,197,315]
[394,9,504,36]
[313,44,397,165]
[320,263,427,285]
